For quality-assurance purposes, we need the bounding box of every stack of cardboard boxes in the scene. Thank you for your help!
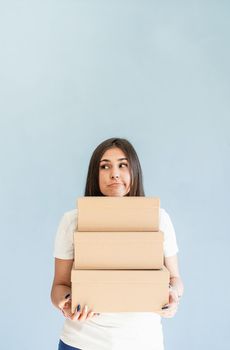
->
[71,197,169,313]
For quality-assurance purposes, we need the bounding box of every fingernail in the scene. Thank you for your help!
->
[84,305,88,312]
[77,304,81,312]
[162,305,169,310]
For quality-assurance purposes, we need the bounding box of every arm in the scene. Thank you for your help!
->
[50,258,73,310]
[51,258,99,320]
[159,254,184,318]
[164,255,184,299]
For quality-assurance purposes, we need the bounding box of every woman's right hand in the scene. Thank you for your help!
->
[58,296,100,321]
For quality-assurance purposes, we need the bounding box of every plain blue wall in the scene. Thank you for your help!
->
[0,1,229,349]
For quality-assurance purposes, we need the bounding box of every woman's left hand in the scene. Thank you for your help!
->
[159,287,180,318]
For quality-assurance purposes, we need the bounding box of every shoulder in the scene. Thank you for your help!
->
[159,207,170,222]
[63,208,78,221]
[159,207,175,232]
[59,208,78,230]
[54,209,77,259]
[159,208,178,255]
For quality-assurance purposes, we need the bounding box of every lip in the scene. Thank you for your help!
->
[108,183,123,187]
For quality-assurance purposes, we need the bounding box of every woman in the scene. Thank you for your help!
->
[51,137,184,350]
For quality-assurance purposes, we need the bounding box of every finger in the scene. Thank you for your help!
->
[59,299,71,310]
[59,302,73,319]
[159,311,173,318]
[159,303,178,315]
[75,304,81,313]
[70,304,81,320]
[86,310,95,319]
[63,309,74,319]
[168,303,177,311]
[71,311,81,320]
[169,291,179,304]
[159,307,178,318]
[166,299,178,309]
[165,304,178,313]
[164,306,177,314]
[62,300,71,310]
[78,305,88,321]
[163,310,177,318]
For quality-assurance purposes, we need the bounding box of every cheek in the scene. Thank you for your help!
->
[98,173,104,193]
[99,171,107,185]
[99,172,103,186]
[124,170,131,186]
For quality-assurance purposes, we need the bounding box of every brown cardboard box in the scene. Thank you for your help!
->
[77,197,160,232]
[74,231,164,270]
[71,267,169,313]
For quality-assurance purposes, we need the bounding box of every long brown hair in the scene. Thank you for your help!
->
[84,137,145,196]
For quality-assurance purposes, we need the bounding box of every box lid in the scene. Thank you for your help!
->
[71,266,169,284]
[74,231,164,243]
[77,197,160,232]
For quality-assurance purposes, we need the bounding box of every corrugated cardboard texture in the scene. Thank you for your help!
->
[74,231,164,269]
[77,197,160,232]
[71,267,169,313]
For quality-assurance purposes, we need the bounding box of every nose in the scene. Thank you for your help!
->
[111,174,119,179]
[110,169,120,179]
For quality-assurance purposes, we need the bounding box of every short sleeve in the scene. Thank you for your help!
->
[53,209,77,259]
[160,208,179,257]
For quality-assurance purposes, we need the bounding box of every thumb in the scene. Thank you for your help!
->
[169,290,179,305]
[58,297,71,311]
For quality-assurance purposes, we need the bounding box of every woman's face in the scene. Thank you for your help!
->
[99,147,131,197]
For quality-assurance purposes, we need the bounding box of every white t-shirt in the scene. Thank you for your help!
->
[53,208,179,350]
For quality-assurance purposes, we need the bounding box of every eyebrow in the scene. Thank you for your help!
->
[100,157,128,163]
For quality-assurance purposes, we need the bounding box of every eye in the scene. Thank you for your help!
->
[119,162,128,168]
[100,164,110,170]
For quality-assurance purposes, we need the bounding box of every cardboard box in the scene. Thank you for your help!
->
[71,267,169,313]
[74,231,164,269]
[77,197,160,232]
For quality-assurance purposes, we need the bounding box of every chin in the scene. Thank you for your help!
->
[103,190,128,197]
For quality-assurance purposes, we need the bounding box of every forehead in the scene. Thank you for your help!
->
[100,147,127,160]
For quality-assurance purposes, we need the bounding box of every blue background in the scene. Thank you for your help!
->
[0,1,229,349]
